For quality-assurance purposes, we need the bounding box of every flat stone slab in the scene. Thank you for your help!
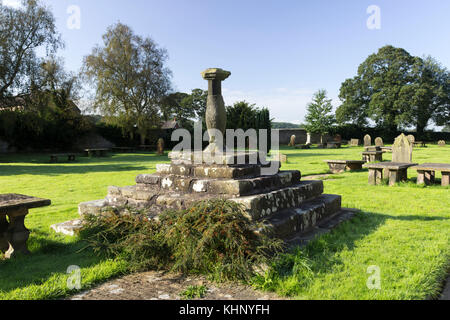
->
[411,163,450,172]
[325,160,366,165]
[364,162,418,170]
[51,219,84,236]
[0,194,51,213]
[168,151,266,165]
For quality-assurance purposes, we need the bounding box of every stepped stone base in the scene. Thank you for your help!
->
[75,151,346,240]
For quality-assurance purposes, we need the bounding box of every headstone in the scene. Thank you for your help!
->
[306,133,312,145]
[407,135,415,144]
[273,153,288,163]
[288,135,296,147]
[334,134,342,143]
[438,140,446,147]
[350,139,360,147]
[392,134,413,163]
[375,137,384,147]
[157,138,165,155]
[364,135,372,147]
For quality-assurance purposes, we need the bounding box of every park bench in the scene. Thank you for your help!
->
[50,153,76,163]
[411,163,450,186]
[112,147,135,153]
[413,141,427,148]
[0,194,51,258]
[364,162,418,186]
[84,148,110,157]
[324,160,366,174]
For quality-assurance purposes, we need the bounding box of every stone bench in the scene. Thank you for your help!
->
[112,147,135,153]
[364,162,418,186]
[50,153,76,163]
[324,160,366,174]
[413,141,427,148]
[326,142,341,149]
[84,149,110,157]
[411,163,450,186]
[362,151,384,163]
[0,194,51,258]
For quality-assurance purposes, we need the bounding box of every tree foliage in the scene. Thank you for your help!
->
[336,45,450,133]
[82,22,172,144]
[303,89,335,143]
[0,0,62,99]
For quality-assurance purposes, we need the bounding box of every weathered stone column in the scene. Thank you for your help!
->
[202,68,231,153]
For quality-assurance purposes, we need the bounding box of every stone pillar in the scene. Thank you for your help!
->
[201,68,231,153]
[5,208,31,258]
[0,215,9,253]
[442,172,450,186]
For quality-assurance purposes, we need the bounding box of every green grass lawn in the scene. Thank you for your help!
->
[0,146,449,300]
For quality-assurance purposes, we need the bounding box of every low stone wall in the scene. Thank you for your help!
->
[273,129,333,145]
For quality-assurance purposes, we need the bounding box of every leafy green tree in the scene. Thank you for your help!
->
[304,89,335,144]
[0,0,62,99]
[82,22,172,144]
[336,45,449,134]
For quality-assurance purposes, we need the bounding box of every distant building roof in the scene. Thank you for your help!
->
[161,119,181,130]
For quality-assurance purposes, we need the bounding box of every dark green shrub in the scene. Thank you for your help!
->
[79,200,284,281]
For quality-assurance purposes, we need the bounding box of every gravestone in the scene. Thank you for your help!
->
[273,153,288,163]
[157,138,165,156]
[350,139,360,147]
[375,137,384,147]
[392,134,413,163]
[75,68,345,242]
[407,135,415,144]
[306,133,312,145]
[364,135,371,147]
[438,140,446,147]
[288,135,296,147]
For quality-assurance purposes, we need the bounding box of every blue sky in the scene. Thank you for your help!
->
[3,0,450,124]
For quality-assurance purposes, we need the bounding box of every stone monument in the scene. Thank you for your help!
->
[438,140,446,147]
[407,135,415,145]
[392,133,413,163]
[73,69,345,241]
[288,135,296,147]
[375,137,384,147]
[364,135,372,147]
[157,138,165,156]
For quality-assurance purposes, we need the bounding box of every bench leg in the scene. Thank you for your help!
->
[329,163,346,174]
[369,169,383,185]
[0,215,9,253]
[389,169,408,186]
[442,172,450,187]
[5,209,30,258]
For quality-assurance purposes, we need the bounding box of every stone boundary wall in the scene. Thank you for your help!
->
[273,129,333,145]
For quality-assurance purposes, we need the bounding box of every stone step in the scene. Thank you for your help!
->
[260,194,342,239]
[229,180,324,220]
[134,170,301,196]
[168,151,267,165]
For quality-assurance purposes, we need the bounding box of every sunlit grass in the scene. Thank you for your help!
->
[0,145,449,300]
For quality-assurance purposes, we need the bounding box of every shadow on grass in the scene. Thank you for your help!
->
[0,164,151,177]
[0,235,107,295]
[275,210,449,281]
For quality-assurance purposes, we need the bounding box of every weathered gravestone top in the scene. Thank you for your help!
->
[364,135,372,147]
[438,140,446,147]
[375,137,384,147]
[407,135,415,144]
[392,133,413,163]
[334,134,342,143]
[350,139,360,146]
[289,135,296,147]
[202,68,231,153]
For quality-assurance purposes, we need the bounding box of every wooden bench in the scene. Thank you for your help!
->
[364,162,418,186]
[50,153,76,163]
[84,149,110,157]
[411,163,450,186]
[324,160,366,174]
[0,194,51,258]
